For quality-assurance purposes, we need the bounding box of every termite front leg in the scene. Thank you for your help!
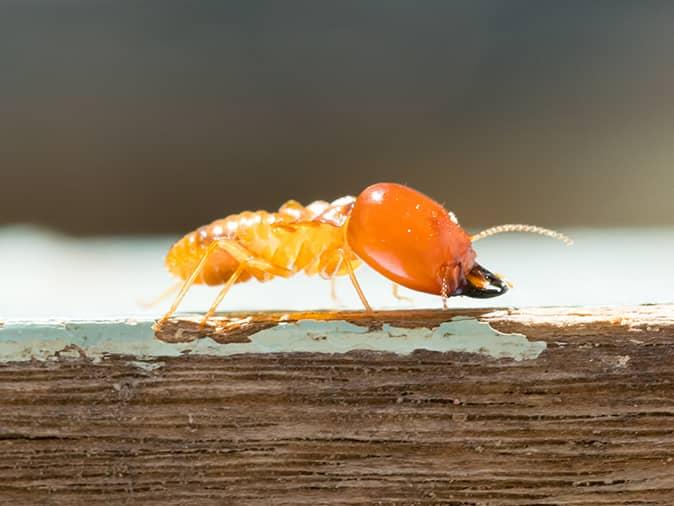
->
[440,283,449,310]
[439,263,461,310]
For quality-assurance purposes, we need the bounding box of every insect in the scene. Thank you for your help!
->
[157,182,571,327]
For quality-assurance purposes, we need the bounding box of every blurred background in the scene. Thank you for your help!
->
[1,1,673,318]
[2,0,673,234]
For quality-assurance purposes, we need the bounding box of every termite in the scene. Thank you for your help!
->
[157,182,571,327]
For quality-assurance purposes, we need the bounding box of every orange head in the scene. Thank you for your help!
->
[346,182,508,299]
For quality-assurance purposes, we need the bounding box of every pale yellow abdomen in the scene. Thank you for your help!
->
[165,198,360,286]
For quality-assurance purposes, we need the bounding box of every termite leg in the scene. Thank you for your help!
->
[158,241,220,326]
[139,281,181,309]
[341,248,372,312]
[199,264,244,329]
[391,283,413,303]
[439,263,463,310]
[215,239,293,278]
[440,288,449,310]
[322,254,344,306]
[330,277,340,305]
[196,239,292,328]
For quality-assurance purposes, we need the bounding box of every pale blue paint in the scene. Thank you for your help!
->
[0,317,544,364]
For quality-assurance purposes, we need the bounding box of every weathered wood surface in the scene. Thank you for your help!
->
[2,305,674,505]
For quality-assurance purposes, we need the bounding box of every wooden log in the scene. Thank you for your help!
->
[1,304,674,505]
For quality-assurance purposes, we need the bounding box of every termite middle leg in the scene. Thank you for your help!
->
[340,248,372,312]
[330,277,340,305]
[321,253,344,307]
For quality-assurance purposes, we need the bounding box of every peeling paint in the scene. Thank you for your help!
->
[242,319,545,360]
[0,317,545,364]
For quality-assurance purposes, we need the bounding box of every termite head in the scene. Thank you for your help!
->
[347,182,572,305]
[347,182,503,300]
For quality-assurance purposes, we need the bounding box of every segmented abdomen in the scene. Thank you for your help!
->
[165,197,360,286]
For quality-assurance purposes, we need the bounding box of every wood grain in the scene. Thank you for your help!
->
[2,305,674,505]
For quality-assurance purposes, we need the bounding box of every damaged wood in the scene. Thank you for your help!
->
[1,304,674,505]
[154,307,495,344]
[154,304,674,344]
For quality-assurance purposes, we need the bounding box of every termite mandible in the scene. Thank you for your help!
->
[157,182,571,327]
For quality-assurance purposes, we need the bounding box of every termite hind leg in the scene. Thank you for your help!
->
[196,239,292,328]
[139,281,181,309]
[199,264,244,329]
[157,241,220,327]
[391,283,413,304]
[215,239,293,278]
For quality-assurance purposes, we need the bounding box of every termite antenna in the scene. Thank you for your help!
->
[471,224,573,246]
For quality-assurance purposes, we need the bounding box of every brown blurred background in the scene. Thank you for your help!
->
[1,1,673,235]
